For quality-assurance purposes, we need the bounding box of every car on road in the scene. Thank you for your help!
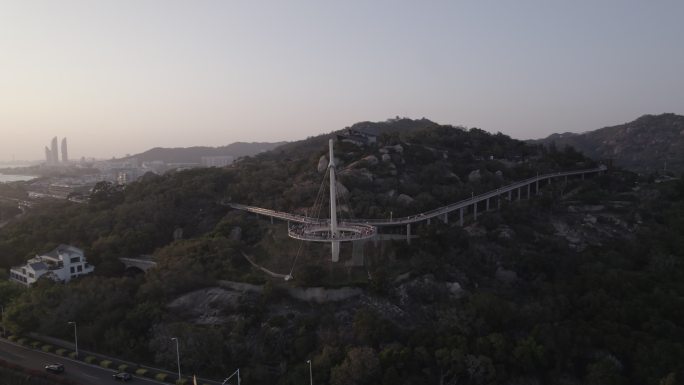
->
[113,372,132,381]
[45,363,64,373]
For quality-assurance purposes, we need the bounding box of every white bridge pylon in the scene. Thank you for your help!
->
[287,139,377,262]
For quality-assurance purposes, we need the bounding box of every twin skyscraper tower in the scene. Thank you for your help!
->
[44,137,68,165]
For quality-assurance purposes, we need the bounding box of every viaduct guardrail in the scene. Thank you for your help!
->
[225,166,606,233]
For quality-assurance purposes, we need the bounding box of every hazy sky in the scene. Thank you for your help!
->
[1,0,683,161]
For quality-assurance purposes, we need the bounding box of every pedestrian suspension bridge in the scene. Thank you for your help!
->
[225,139,607,262]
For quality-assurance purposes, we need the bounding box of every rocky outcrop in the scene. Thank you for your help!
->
[287,287,363,303]
[167,287,243,325]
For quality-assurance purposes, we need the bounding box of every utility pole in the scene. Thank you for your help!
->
[1,305,5,337]
[171,337,181,382]
[328,139,339,262]
[68,321,78,359]
[307,360,313,385]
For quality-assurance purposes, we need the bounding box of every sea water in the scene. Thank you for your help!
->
[0,174,35,183]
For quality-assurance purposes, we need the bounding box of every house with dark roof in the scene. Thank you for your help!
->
[9,244,94,286]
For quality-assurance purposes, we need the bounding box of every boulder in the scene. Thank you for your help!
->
[397,194,415,206]
[446,171,461,182]
[495,266,518,283]
[388,162,398,175]
[340,168,374,182]
[229,226,242,241]
[362,155,379,166]
[495,225,515,240]
[336,182,350,197]
[173,227,183,240]
[445,282,464,298]
[317,155,328,173]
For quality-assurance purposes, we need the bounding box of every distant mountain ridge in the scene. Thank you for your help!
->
[124,141,287,164]
[533,113,684,173]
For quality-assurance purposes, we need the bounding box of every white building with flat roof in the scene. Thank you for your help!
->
[201,156,234,168]
[9,245,94,286]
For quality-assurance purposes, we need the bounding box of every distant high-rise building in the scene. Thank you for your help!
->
[50,137,59,164]
[45,146,52,164]
[61,138,68,163]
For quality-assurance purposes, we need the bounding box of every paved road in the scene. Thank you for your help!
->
[0,339,164,385]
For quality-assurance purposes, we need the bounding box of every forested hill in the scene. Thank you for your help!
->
[123,141,286,163]
[0,119,590,267]
[1,119,682,385]
[532,113,684,174]
[233,118,592,218]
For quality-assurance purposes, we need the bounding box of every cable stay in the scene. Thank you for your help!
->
[287,139,377,262]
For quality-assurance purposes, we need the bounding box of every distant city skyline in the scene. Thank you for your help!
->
[43,136,68,165]
[2,1,683,161]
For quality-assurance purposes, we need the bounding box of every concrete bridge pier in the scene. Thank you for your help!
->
[270,216,274,224]
[427,217,431,225]
[473,202,478,220]
[581,173,585,180]
[508,190,512,201]
[518,188,522,200]
[406,223,411,244]
[527,184,531,198]
[459,208,464,226]
[443,213,448,224]
[497,196,501,209]
[486,198,490,211]
[536,179,539,194]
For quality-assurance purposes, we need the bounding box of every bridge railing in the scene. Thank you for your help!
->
[345,166,605,224]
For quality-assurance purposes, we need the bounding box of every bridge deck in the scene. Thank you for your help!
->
[226,166,605,227]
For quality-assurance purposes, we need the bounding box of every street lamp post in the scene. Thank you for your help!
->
[222,368,241,385]
[171,337,181,382]
[307,360,313,385]
[1,305,5,337]
[67,321,78,359]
